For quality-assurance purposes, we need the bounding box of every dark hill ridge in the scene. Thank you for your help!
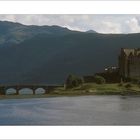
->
[0,21,140,84]
[0,20,74,48]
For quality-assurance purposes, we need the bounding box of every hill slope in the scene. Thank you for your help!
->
[0,26,140,84]
[0,21,72,48]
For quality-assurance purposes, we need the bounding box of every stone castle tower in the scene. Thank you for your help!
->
[119,48,140,79]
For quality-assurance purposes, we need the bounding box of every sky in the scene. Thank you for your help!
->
[0,14,140,34]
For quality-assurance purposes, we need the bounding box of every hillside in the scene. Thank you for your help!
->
[0,21,72,47]
[0,21,140,84]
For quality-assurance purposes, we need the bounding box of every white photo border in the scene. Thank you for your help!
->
[0,1,140,14]
[0,1,140,139]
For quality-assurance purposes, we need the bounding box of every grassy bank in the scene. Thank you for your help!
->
[0,83,140,100]
[53,83,140,95]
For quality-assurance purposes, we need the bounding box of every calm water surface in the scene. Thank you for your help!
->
[0,95,140,125]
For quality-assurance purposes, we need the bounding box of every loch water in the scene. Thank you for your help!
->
[0,95,140,125]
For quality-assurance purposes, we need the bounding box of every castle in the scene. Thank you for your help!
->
[84,48,140,83]
[119,48,140,79]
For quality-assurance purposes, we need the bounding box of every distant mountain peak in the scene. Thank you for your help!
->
[86,30,97,33]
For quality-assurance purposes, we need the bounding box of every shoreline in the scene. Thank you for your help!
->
[1,83,140,100]
[0,90,140,100]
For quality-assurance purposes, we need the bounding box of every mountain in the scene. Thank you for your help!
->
[0,21,140,84]
[0,21,73,47]
[86,30,97,33]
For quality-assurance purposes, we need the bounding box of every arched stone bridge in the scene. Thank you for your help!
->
[0,84,63,95]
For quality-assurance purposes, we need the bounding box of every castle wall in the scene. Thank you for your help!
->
[119,48,140,79]
[119,53,129,78]
[129,57,140,78]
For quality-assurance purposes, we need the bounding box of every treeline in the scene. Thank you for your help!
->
[65,74,106,89]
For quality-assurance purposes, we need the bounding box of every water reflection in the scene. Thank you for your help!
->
[119,96,140,111]
[0,95,140,125]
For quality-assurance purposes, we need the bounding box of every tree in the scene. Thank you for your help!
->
[65,74,84,89]
[94,75,106,84]
[125,83,132,88]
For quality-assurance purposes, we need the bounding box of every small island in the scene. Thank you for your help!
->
[1,48,140,99]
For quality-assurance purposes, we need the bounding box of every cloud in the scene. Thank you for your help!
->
[125,17,140,33]
[94,21,121,33]
[0,14,140,34]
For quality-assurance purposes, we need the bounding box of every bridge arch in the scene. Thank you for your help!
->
[0,84,62,95]
[18,88,34,95]
[6,88,17,95]
[35,88,46,94]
